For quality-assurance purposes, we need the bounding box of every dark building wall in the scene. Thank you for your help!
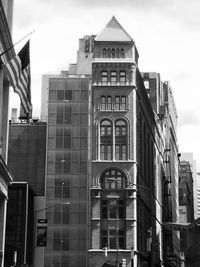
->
[4,183,35,267]
[8,123,46,196]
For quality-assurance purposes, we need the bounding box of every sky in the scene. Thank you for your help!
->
[10,0,200,171]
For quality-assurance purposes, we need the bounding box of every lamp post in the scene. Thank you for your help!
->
[35,202,70,214]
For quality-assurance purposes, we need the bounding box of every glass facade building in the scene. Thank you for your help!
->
[44,77,90,267]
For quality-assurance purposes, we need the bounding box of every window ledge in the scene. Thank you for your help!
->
[92,160,135,163]
[98,109,128,112]
[91,218,101,221]
[88,248,132,253]
[92,83,135,87]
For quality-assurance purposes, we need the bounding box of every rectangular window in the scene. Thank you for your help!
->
[100,145,112,160]
[56,105,64,124]
[107,145,112,160]
[101,230,108,248]
[111,71,117,85]
[109,200,117,218]
[101,71,108,85]
[100,145,105,160]
[57,90,64,100]
[65,90,72,100]
[120,71,126,85]
[122,145,127,160]
[115,145,120,160]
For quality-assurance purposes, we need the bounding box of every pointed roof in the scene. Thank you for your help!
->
[95,16,133,42]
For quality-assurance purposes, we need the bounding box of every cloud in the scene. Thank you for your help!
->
[178,110,200,127]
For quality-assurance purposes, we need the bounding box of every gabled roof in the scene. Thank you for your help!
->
[95,16,133,42]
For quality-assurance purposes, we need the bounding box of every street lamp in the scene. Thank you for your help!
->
[35,202,70,247]
[35,202,70,213]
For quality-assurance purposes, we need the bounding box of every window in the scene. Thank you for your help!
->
[121,96,126,110]
[103,49,106,58]
[115,96,120,110]
[102,169,126,189]
[101,71,108,85]
[115,120,128,160]
[101,96,106,110]
[116,48,120,58]
[111,49,115,58]
[115,120,127,160]
[119,71,126,85]
[99,119,129,161]
[101,96,112,110]
[111,71,117,85]
[107,96,112,110]
[85,39,89,52]
[121,48,125,58]
[100,120,112,160]
[100,168,126,249]
[115,96,127,110]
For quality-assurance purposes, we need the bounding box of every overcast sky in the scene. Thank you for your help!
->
[10,0,200,171]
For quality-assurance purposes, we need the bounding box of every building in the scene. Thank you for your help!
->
[4,182,35,267]
[89,17,157,267]
[141,73,180,266]
[40,16,180,267]
[180,153,198,219]
[41,74,90,267]
[8,121,47,196]
[179,161,194,225]
[178,160,194,266]
[0,1,14,266]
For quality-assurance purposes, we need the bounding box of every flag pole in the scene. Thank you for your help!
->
[0,30,35,57]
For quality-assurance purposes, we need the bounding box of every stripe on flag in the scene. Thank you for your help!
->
[3,41,32,118]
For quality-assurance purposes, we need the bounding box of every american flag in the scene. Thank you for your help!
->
[3,40,32,118]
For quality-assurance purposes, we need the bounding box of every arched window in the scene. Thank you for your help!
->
[115,96,127,110]
[100,168,126,249]
[101,96,112,110]
[121,96,126,110]
[107,96,112,110]
[115,96,120,110]
[101,169,126,189]
[121,48,125,58]
[103,48,106,58]
[115,120,128,160]
[100,120,112,160]
[107,48,111,58]
[101,96,106,110]
[116,48,120,58]
[111,49,115,58]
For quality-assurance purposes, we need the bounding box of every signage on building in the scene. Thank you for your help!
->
[36,219,47,247]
